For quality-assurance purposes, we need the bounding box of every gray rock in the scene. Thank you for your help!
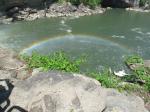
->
[144,60,150,68]
[8,72,106,112]
[0,48,28,83]
[7,72,148,112]
[0,48,24,70]
[104,89,148,112]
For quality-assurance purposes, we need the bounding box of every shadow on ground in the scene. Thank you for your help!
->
[0,79,27,112]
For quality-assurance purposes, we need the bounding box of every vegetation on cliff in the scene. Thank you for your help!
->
[58,0,101,8]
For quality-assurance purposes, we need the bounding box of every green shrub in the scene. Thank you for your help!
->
[125,55,150,92]
[139,0,148,7]
[125,55,144,65]
[90,69,120,88]
[21,52,150,93]
[21,51,85,73]
[57,0,101,8]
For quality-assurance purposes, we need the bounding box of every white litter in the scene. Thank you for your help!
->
[66,29,72,33]
[114,70,128,77]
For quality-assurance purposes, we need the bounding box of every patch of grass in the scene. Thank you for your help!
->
[139,0,148,7]
[21,51,85,73]
[57,0,101,8]
[117,82,143,92]
[125,55,150,92]
[90,69,120,88]
[125,55,144,65]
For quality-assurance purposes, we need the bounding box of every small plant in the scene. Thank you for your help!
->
[90,69,120,88]
[125,55,150,92]
[125,55,144,65]
[21,51,85,73]
[59,0,101,8]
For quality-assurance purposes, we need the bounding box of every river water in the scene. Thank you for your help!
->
[0,9,150,72]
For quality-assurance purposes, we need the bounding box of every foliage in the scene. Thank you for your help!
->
[90,69,120,88]
[21,51,85,73]
[125,55,150,92]
[58,0,101,8]
[125,55,144,65]
[139,0,148,6]
[21,52,150,93]
[117,83,142,92]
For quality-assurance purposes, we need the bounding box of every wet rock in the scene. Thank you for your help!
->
[0,17,13,24]
[16,68,30,80]
[126,7,150,12]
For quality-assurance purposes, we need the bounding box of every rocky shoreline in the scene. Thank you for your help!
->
[0,2,105,24]
[1,2,150,24]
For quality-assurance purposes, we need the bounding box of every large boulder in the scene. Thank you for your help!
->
[104,89,148,112]
[5,71,148,112]
[8,72,106,112]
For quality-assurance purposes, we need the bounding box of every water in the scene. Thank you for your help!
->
[0,9,150,72]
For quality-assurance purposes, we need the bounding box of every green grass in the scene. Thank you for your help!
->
[89,69,120,88]
[21,52,150,94]
[125,55,150,92]
[57,0,101,8]
[125,55,144,65]
[21,51,85,73]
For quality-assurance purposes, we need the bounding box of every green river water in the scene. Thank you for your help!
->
[0,9,150,72]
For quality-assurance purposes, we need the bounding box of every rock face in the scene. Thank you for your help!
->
[101,0,140,8]
[0,0,24,11]
[8,72,106,112]
[5,72,148,112]
[0,48,30,82]
[0,0,51,11]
